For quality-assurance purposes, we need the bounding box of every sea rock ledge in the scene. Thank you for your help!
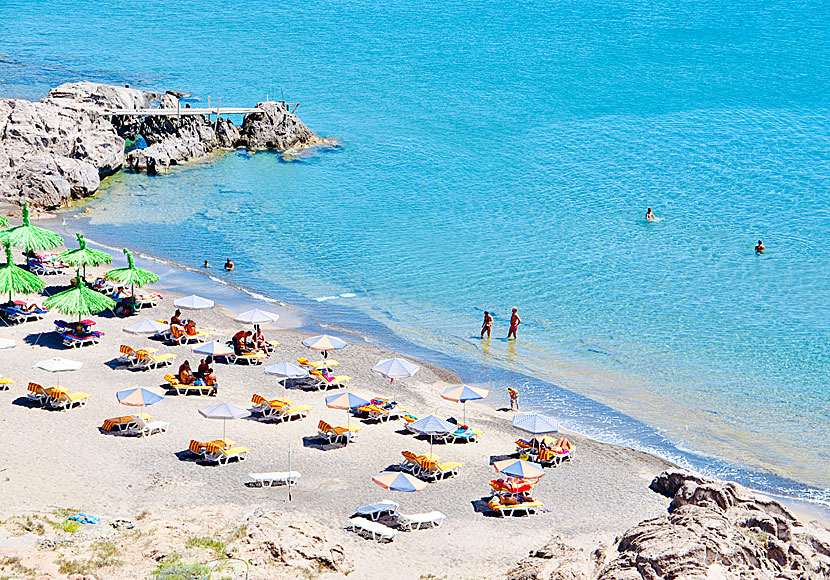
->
[0,82,319,209]
[508,470,830,580]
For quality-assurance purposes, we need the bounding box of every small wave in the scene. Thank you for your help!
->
[315,296,338,302]
[339,293,357,298]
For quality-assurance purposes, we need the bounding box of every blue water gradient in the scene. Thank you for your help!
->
[1,0,829,499]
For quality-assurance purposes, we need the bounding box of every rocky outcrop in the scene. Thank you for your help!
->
[235,509,353,578]
[0,82,318,207]
[237,102,317,150]
[510,471,830,580]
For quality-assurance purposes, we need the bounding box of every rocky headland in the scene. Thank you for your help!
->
[0,82,320,209]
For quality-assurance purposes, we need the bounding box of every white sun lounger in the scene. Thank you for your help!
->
[248,471,301,487]
[347,517,399,543]
[397,511,446,531]
[128,415,169,437]
[353,500,399,521]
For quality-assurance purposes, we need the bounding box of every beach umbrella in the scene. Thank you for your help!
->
[105,249,159,314]
[0,338,14,349]
[512,413,559,435]
[199,402,250,440]
[44,281,115,321]
[234,308,279,331]
[174,295,215,310]
[493,458,546,479]
[123,317,168,335]
[193,341,234,357]
[441,385,489,424]
[372,471,428,493]
[0,202,62,253]
[0,242,45,303]
[302,334,347,359]
[57,233,112,279]
[372,358,419,383]
[116,387,165,408]
[406,414,456,456]
[34,357,82,388]
[325,391,370,441]
[264,361,308,396]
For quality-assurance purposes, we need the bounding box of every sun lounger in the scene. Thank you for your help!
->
[250,393,287,417]
[0,303,48,323]
[206,445,250,465]
[296,357,341,371]
[164,374,215,396]
[487,497,544,517]
[189,438,236,458]
[248,471,301,487]
[435,426,481,444]
[169,326,211,345]
[537,438,574,466]
[353,500,399,521]
[126,415,169,437]
[397,511,446,531]
[416,457,462,481]
[28,255,67,275]
[133,351,177,371]
[274,403,312,423]
[317,420,361,445]
[45,387,91,411]
[27,382,49,406]
[490,478,538,495]
[223,351,268,365]
[61,331,103,348]
[119,345,160,366]
[355,399,410,423]
[347,517,399,543]
[102,414,141,433]
[0,377,11,391]
[310,373,353,391]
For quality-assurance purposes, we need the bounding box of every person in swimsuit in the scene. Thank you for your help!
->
[507,307,521,340]
[646,208,655,220]
[224,258,234,271]
[170,309,183,327]
[507,387,519,411]
[481,311,494,339]
[755,240,765,253]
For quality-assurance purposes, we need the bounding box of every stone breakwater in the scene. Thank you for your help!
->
[0,82,319,209]
[509,471,830,580]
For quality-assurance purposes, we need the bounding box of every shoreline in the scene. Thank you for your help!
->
[33,208,830,520]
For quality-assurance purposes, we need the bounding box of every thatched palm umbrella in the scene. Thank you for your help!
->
[44,281,115,322]
[58,233,112,279]
[0,243,44,303]
[0,215,8,228]
[0,202,62,253]
[105,249,159,314]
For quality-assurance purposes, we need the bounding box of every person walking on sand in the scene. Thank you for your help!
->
[755,240,765,254]
[507,307,521,340]
[481,311,494,339]
[507,387,519,411]
[224,258,234,271]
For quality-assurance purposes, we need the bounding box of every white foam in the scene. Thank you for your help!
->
[339,293,356,298]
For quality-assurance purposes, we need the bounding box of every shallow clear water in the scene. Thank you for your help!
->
[2,1,829,499]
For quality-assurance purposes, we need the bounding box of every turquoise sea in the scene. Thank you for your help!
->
[2,1,829,502]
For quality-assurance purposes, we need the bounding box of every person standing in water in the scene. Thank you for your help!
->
[481,311,494,339]
[224,258,234,271]
[755,240,765,253]
[645,208,655,220]
[507,307,521,340]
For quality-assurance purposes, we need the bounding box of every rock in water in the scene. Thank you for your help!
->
[511,471,830,580]
[237,102,317,150]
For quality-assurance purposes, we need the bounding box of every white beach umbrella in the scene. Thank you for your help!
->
[123,317,168,335]
[407,414,456,456]
[192,341,234,357]
[0,338,15,349]
[174,295,215,310]
[199,402,250,440]
[372,358,420,383]
[512,413,559,435]
[34,357,83,388]
[264,361,308,395]
[302,334,347,359]
[234,308,279,326]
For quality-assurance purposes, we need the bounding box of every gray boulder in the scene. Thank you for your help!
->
[237,102,317,150]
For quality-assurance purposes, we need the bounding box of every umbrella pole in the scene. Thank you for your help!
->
[223,418,226,442]
[463,402,466,425]
[287,443,292,502]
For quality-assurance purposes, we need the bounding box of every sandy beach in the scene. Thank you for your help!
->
[0,261,685,579]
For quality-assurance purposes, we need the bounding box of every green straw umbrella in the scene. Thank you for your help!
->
[44,281,115,322]
[0,216,8,228]
[0,202,62,253]
[105,249,159,314]
[0,243,45,303]
[57,234,112,280]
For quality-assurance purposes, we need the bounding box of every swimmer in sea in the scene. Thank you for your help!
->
[204,260,209,268]
[481,311,494,339]
[755,239,765,254]
[645,208,655,221]
[224,258,234,271]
